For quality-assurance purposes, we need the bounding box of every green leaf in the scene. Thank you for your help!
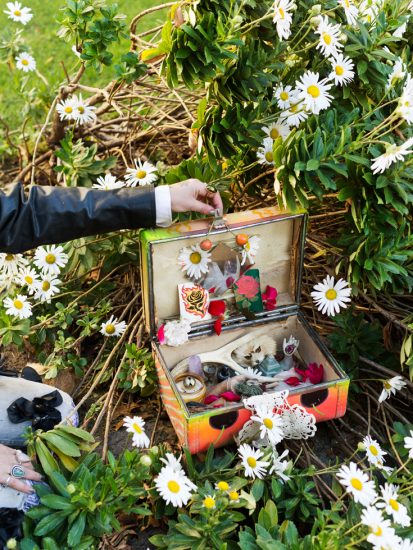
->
[67,511,87,547]
[41,494,74,511]
[306,159,320,171]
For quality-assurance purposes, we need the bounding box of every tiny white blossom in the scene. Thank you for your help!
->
[315,16,343,58]
[92,174,125,190]
[123,416,150,448]
[295,71,334,115]
[15,52,36,72]
[329,54,355,86]
[371,137,413,174]
[3,294,32,319]
[378,376,408,403]
[100,315,127,337]
[4,2,32,24]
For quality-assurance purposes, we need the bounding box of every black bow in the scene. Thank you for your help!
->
[7,390,63,431]
[0,508,24,547]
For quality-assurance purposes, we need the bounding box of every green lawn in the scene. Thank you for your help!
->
[0,0,165,133]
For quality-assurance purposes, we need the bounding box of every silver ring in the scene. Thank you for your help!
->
[10,464,25,479]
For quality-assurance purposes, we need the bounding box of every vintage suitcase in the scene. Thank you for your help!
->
[140,206,349,453]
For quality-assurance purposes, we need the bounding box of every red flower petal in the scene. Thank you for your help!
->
[214,317,222,336]
[205,395,219,405]
[285,376,301,386]
[157,324,165,344]
[220,391,241,402]
[262,285,278,302]
[209,300,226,317]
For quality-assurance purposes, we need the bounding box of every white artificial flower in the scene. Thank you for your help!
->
[178,243,211,279]
[3,294,32,319]
[377,483,411,527]
[295,71,334,115]
[244,366,261,377]
[272,0,295,40]
[0,253,27,278]
[257,137,275,166]
[73,94,96,125]
[378,375,408,403]
[124,158,158,187]
[160,453,184,473]
[336,461,377,507]
[371,138,413,174]
[337,0,359,26]
[360,506,396,548]
[262,121,290,141]
[329,54,355,86]
[34,276,61,303]
[56,97,78,122]
[15,52,36,72]
[33,245,68,276]
[92,173,125,190]
[273,84,294,109]
[250,405,284,445]
[4,2,32,24]
[280,100,308,127]
[311,274,351,317]
[163,319,192,347]
[396,76,413,124]
[17,267,39,295]
[362,435,387,466]
[315,16,343,58]
[100,315,127,337]
[238,443,269,479]
[155,465,197,507]
[394,21,407,39]
[269,449,290,482]
[241,235,260,266]
[123,415,150,448]
[404,430,413,460]
[387,58,406,89]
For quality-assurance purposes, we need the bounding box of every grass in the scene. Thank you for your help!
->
[0,0,165,134]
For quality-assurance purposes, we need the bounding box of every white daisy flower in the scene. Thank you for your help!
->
[34,276,61,303]
[376,460,394,477]
[337,0,359,26]
[273,84,294,109]
[387,58,406,89]
[377,483,411,527]
[404,430,413,460]
[4,2,32,24]
[362,435,387,466]
[393,21,407,39]
[56,97,78,122]
[371,138,413,174]
[272,0,295,41]
[396,538,413,550]
[15,52,36,72]
[251,405,284,445]
[329,54,355,86]
[0,253,28,278]
[295,71,333,115]
[3,294,32,319]
[163,319,191,347]
[378,375,408,403]
[100,315,127,337]
[92,173,125,190]
[125,158,158,187]
[269,449,290,482]
[123,415,150,448]
[203,495,216,509]
[33,245,68,276]
[238,443,270,479]
[361,506,396,548]
[257,137,275,165]
[16,267,39,295]
[155,465,197,507]
[73,94,96,125]
[160,453,184,473]
[359,0,383,25]
[336,461,377,507]
[279,100,308,127]
[315,16,343,58]
[241,235,260,266]
[396,76,413,124]
[262,121,290,141]
[178,244,211,280]
[311,274,351,317]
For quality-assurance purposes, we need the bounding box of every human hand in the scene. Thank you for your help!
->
[0,444,42,494]
[169,179,223,216]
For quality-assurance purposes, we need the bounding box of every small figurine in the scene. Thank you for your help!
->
[232,334,276,368]
[258,355,283,377]
[279,335,299,371]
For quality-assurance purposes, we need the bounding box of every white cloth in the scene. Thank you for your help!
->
[154,186,172,227]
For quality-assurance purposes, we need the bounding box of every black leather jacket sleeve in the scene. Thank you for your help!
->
[0,183,156,253]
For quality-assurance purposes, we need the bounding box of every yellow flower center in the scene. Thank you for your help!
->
[13,300,24,310]
[5,254,14,261]
[265,151,274,162]
[307,85,320,98]
[270,128,279,139]
[25,276,33,284]
[345,0,350,6]
[105,324,116,335]
[132,422,143,434]
[136,170,147,179]
[384,381,392,390]
[263,418,273,429]
[290,104,298,112]
[369,445,379,457]
[217,481,229,491]
[77,106,85,114]
[14,10,21,16]
[247,457,257,468]
[280,91,289,101]
[45,253,56,264]
[323,33,332,45]
[167,480,180,494]
[325,289,337,300]
[404,101,410,107]
[42,281,51,291]
[335,65,344,76]
[389,498,399,511]
[372,526,382,536]
[203,497,215,509]
[22,59,29,66]
[279,7,285,19]
[350,478,363,491]
[190,252,202,264]
[229,491,239,501]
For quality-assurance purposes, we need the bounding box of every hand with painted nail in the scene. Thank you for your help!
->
[0,444,42,494]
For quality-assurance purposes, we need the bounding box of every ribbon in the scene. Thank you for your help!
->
[7,390,63,431]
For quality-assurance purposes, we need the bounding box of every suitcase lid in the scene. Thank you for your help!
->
[140,206,307,338]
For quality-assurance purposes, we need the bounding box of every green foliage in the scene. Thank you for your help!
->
[117,343,157,395]
[114,52,147,83]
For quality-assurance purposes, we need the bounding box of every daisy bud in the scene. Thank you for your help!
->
[340,32,348,43]
[67,483,76,494]
[357,441,366,452]
[232,15,243,28]
[309,4,321,14]
[6,540,17,550]
[140,454,153,467]
[310,15,322,27]
[151,445,159,455]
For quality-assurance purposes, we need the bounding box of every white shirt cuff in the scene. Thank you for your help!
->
[155,185,172,227]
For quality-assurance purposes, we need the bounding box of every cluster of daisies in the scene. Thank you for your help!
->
[4,2,37,73]
[336,432,413,549]
[92,160,158,189]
